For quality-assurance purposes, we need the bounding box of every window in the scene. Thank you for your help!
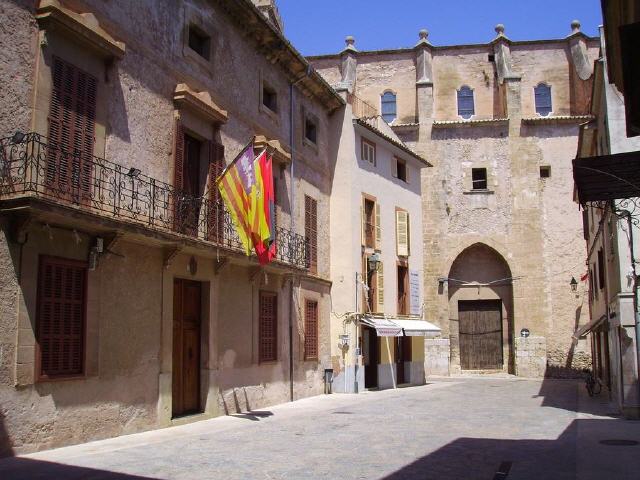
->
[304,300,319,360]
[262,83,278,113]
[305,195,318,273]
[381,91,397,123]
[37,256,87,379]
[363,198,376,249]
[534,83,552,117]
[471,168,488,190]
[259,292,277,362]
[396,209,410,256]
[47,56,97,202]
[457,86,475,119]
[304,116,317,145]
[361,138,376,165]
[394,157,407,182]
[540,165,551,178]
[188,24,210,60]
[397,265,409,315]
[488,54,495,62]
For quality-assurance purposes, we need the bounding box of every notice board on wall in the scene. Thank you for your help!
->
[410,269,420,316]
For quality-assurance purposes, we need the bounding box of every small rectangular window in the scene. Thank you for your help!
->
[361,138,376,165]
[471,168,487,190]
[488,54,495,62]
[304,300,319,360]
[262,84,278,113]
[259,291,277,362]
[540,165,551,178]
[188,25,210,60]
[304,116,317,144]
[395,158,407,182]
[598,249,605,290]
[37,256,87,379]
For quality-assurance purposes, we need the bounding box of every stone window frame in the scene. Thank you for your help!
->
[456,85,476,120]
[302,107,319,151]
[259,71,280,123]
[380,89,397,124]
[533,82,553,117]
[463,165,495,194]
[182,5,215,71]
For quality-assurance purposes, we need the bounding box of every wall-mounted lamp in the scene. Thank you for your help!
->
[127,167,141,178]
[367,252,381,272]
[570,277,578,292]
[11,131,25,144]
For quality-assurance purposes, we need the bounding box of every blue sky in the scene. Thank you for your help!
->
[277,0,603,56]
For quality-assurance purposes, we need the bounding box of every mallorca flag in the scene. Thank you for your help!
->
[217,142,255,255]
[217,141,276,265]
[252,152,276,265]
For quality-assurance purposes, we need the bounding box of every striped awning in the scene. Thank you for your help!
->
[360,316,403,337]
[392,319,442,337]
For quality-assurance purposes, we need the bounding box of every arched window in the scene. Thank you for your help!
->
[457,86,474,119]
[534,83,552,116]
[381,91,397,123]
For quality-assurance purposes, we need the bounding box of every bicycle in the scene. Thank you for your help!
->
[584,370,602,397]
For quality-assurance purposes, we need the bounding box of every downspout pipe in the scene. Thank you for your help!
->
[288,66,311,402]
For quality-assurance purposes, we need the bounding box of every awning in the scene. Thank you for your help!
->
[360,316,403,337]
[392,319,442,337]
[572,315,607,340]
[573,151,640,203]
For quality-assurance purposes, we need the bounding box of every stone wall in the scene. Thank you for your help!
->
[515,336,547,378]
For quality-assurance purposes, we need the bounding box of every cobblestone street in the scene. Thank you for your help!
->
[1,376,639,479]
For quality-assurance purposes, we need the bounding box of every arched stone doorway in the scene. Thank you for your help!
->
[448,243,514,374]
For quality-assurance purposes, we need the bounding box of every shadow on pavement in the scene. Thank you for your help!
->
[229,410,274,421]
[0,457,159,480]
[380,419,639,480]
[536,377,617,416]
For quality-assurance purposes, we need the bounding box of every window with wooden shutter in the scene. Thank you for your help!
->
[363,197,375,249]
[37,256,87,379]
[304,299,318,360]
[598,249,605,290]
[396,210,409,257]
[172,121,185,233]
[259,291,277,362]
[46,56,97,203]
[375,202,381,250]
[457,86,474,119]
[305,195,318,273]
[534,83,552,117]
[376,261,384,313]
[207,141,224,242]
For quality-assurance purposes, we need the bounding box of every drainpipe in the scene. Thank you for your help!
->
[288,67,312,402]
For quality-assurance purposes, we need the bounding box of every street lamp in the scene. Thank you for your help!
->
[367,252,381,272]
[570,277,578,292]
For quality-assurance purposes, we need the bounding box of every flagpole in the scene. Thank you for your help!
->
[215,135,256,185]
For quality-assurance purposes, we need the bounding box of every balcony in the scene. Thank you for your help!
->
[347,93,377,119]
[0,132,309,270]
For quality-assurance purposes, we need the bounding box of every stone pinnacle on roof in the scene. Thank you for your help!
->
[495,24,505,36]
[571,20,581,34]
[415,29,431,48]
[343,35,358,53]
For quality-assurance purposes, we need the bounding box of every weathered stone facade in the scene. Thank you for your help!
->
[310,23,599,378]
[0,0,341,454]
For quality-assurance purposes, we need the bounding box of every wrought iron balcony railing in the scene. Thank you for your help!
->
[0,132,309,269]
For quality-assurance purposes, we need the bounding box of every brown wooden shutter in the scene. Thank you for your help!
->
[375,202,381,250]
[37,256,87,378]
[46,57,96,202]
[174,120,185,192]
[305,195,318,273]
[207,141,225,242]
[376,261,384,313]
[304,299,319,360]
[259,291,277,362]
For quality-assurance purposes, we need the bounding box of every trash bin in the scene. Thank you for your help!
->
[324,368,334,394]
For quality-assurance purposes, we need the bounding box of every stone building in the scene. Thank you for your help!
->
[328,89,437,392]
[0,0,343,454]
[573,16,640,417]
[310,22,599,377]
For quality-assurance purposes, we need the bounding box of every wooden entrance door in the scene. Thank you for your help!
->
[172,279,202,417]
[363,327,379,388]
[458,300,503,370]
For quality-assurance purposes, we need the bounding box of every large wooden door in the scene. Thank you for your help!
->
[173,279,202,417]
[395,336,412,384]
[458,300,503,370]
